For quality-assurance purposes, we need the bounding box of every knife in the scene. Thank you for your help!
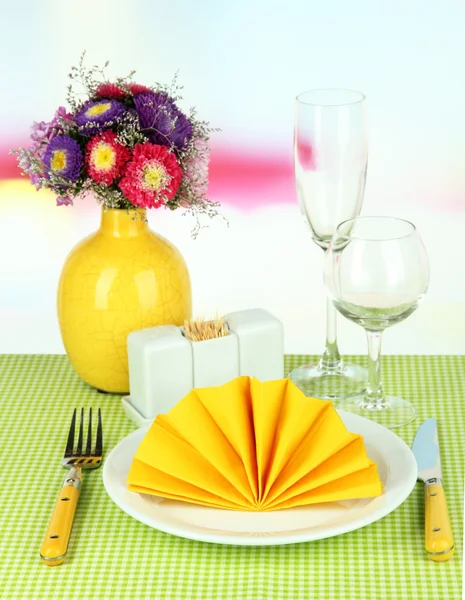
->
[412,418,454,562]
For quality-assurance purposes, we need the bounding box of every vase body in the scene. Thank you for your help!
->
[57,208,192,393]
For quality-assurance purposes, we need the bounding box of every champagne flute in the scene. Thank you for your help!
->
[324,216,430,428]
[289,89,368,399]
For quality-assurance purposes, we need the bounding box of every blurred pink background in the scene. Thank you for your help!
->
[1,0,464,355]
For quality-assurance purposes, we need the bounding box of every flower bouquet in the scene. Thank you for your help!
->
[14,54,220,234]
[11,55,222,393]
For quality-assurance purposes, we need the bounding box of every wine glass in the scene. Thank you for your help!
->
[324,216,430,428]
[289,89,368,399]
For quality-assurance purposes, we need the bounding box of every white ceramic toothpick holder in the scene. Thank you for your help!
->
[123,308,284,427]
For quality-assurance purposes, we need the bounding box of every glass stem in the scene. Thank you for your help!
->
[363,330,387,409]
[319,298,343,371]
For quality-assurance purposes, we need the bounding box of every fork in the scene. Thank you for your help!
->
[40,408,103,566]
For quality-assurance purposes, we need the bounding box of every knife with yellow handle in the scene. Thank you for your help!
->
[412,418,454,562]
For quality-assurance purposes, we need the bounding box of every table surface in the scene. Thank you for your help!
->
[0,354,463,600]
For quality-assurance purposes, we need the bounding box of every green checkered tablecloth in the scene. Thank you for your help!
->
[0,354,463,600]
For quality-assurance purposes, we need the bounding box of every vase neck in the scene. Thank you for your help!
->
[100,208,148,238]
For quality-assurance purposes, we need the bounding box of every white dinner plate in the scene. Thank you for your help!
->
[103,410,417,546]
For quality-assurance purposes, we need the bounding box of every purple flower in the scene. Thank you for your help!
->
[75,99,127,135]
[43,135,83,183]
[55,106,73,121]
[56,195,73,206]
[17,153,42,190]
[133,91,193,153]
[30,106,72,159]
[31,120,56,145]
[29,172,42,190]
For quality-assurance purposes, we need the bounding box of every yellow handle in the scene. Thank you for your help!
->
[425,482,454,562]
[40,484,80,566]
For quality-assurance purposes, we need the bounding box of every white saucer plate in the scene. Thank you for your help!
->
[103,410,417,546]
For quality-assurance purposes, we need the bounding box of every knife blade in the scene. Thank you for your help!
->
[412,418,454,561]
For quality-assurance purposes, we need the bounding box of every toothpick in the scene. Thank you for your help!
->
[183,314,228,342]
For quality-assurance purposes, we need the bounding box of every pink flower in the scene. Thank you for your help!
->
[119,142,182,208]
[85,131,130,185]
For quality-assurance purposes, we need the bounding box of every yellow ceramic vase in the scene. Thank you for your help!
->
[57,207,192,393]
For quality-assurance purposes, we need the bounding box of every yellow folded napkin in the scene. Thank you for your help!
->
[127,377,382,511]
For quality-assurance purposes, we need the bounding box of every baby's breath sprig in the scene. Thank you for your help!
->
[179,199,227,239]
[66,51,107,111]
[153,70,184,103]
[116,112,148,147]
[84,183,134,210]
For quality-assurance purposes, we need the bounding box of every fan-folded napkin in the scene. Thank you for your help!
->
[127,377,382,510]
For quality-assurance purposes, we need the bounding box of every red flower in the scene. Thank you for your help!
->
[119,142,182,208]
[128,83,152,95]
[85,131,130,185]
[95,82,152,100]
[95,83,127,100]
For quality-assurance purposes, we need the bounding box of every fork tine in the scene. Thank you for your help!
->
[76,407,84,455]
[95,408,103,455]
[85,407,92,456]
[64,409,77,457]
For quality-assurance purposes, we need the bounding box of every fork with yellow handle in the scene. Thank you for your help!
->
[40,408,102,566]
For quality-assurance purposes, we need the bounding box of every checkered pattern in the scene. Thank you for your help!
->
[0,354,462,600]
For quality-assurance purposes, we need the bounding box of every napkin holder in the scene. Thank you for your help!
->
[123,308,284,427]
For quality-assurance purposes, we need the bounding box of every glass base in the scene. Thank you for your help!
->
[288,362,367,401]
[336,394,417,429]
